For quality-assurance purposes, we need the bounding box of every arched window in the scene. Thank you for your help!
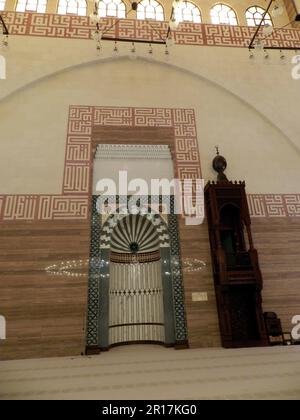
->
[16,0,47,13]
[98,0,126,19]
[246,6,272,26]
[0,0,6,12]
[174,1,202,24]
[137,0,164,21]
[210,3,238,25]
[57,0,87,16]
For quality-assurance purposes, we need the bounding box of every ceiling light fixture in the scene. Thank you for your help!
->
[249,0,300,54]
[90,0,171,57]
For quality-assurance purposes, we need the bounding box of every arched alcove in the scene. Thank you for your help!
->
[109,214,166,346]
[86,198,187,352]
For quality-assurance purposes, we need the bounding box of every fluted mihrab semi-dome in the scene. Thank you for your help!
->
[110,214,159,254]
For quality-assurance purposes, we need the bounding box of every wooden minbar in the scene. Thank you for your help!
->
[205,150,268,348]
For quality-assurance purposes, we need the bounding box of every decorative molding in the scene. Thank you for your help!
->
[99,204,170,250]
[110,250,161,263]
[0,194,297,221]
[95,144,172,160]
[87,196,101,347]
[1,12,300,48]
[63,105,201,204]
[168,197,188,344]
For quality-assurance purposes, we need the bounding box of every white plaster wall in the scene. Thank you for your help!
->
[0,34,299,194]
[93,158,174,194]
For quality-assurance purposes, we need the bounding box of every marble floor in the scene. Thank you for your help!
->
[0,345,300,400]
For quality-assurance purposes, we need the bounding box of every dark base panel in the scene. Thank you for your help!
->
[222,340,269,349]
[86,341,176,354]
[174,340,189,349]
[85,346,101,355]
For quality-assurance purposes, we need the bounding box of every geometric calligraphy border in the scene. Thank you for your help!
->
[2,11,300,49]
[0,105,299,220]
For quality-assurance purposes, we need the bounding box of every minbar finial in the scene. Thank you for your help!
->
[212,148,228,183]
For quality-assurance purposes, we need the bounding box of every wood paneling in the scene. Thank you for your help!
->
[179,219,221,348]
[92,126,175,146]
[252,218,300,332]
[182,217,300,347]
[0,221,90,360]
[1,217,299,359]
[1,120,299,358]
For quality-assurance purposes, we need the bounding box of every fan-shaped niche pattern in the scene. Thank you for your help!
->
[110,214,160,254]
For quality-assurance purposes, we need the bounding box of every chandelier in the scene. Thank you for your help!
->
[248,0,300,62]
[89,0,185,57]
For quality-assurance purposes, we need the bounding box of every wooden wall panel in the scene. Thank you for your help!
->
[92,126,175,147]
[0,221,90,360]
[0,217,299,359]
[252,218,300,332]
[179,219,221,348]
